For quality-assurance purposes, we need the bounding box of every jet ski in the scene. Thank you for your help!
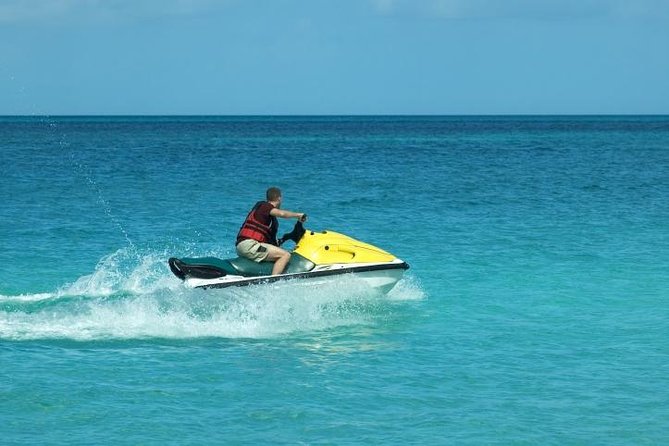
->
[168,221,409,293]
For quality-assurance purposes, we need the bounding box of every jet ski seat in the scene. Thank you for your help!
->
[227,253,315,276]
[169,253,316,280]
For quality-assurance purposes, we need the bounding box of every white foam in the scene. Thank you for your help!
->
[0,249,424,341]
[58,248,180,297]
[0,281,383,341]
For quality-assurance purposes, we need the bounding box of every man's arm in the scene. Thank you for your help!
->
[270,208,305,220]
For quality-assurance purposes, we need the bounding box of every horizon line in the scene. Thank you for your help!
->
[1,113,669,118]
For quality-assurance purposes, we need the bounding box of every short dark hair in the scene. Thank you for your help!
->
[266,187,282,201]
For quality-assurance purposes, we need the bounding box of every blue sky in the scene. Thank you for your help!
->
[1,0,668,115]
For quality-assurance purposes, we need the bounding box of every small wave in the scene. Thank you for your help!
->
[387,274,426,301]
[333,196,377,207]
[0,292,55,303]
[0,248,180,304]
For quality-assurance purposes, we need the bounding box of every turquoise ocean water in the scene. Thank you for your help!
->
[1,116,668,444]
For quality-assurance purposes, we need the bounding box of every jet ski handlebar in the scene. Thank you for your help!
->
[278,220,307,246]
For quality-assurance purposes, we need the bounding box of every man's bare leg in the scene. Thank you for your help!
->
[264,246,292,275]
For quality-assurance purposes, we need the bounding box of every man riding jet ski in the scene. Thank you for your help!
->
[169,221,408,293]
[168,187,409,293]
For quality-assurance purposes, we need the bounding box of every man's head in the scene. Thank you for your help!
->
[266,187,282,206]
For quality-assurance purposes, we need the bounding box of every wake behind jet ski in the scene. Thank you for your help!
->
[168,221,409,294]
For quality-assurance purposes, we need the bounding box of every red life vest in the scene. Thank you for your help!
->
[236,201,278,245]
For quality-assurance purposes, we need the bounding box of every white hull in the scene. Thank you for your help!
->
[184,260,408,294]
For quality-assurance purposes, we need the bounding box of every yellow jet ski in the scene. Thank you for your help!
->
[168,222,409,294]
